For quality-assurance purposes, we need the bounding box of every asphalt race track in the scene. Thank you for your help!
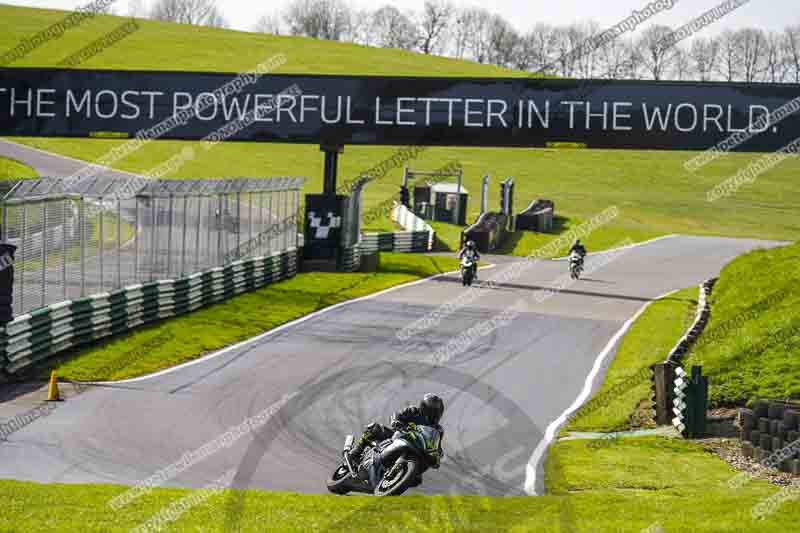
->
[0,141,783,497]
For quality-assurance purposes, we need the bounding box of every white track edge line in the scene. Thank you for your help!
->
[523,287,680,495]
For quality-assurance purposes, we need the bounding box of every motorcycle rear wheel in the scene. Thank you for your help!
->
[462,269,473,287]
[326,465,353,495]
[374,457,422,496]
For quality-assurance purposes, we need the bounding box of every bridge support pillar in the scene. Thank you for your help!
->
[321,143,344,195]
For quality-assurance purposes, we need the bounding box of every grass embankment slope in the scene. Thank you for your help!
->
[2,5,799,253]
[564,287,699,433]
[687,240,800,404]
[543,281,800,532]
[0,156,36,180]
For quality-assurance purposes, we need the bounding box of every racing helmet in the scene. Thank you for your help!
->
[466,240,476,250]
[420,394,445,425]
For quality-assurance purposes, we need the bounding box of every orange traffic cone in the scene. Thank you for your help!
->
[46,371,62,402]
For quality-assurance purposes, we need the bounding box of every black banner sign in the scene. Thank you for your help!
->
[1,67,800,151]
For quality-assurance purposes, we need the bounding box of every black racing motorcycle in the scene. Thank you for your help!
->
[461,256,476,286]
[569,251,584,280]
[326,423,442,496]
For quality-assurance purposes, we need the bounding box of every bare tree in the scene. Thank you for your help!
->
[346,9,376,46]
[254,13,283,35]
[784,25,800,83]
[527,23,557,73]
[284,0,351,41]
[763,31,788,83]
[486,14,518,67]
[417,0,452,55]
[450,9,471,59]
[151,0,225,26]
[671,46,692,80]
[512,31,537,71]
[372,5,418,51]
[597,36,635,79]
[551,25,577,77]
[716,29,742,82]
[461,8,493,64]
[573,21,601,78]
[736,28,767,82]
[636,25,676,80]
[689,37,719,82]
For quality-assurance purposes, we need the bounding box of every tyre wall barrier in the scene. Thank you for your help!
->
[666,278,716,364]
[462,212,509,253]
[335,203,434,273]
[739,400,800,475]
[651,278,716,428]
[515,199,555,233]
[337,231,431,273]
[0,248,297,377]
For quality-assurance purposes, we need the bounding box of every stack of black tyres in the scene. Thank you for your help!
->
[739,400,800,474]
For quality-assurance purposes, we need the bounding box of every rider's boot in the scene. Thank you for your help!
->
[346,439,366,466]
[347,425,377,466]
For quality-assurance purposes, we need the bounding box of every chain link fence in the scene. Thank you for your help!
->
[1,176,303,316]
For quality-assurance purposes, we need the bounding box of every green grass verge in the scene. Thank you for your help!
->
[498,214,663,258]
[0,479,566,532]
[8,141,800,253]
[564,287,699,433]
[687,241,800,404]
[0,156,37,180]
[545,437,800,532]
[0,5,522,77]
[32,253,458,381]
[2,436,797,532]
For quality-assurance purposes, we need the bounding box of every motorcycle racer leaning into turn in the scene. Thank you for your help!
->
[346,394,445,469]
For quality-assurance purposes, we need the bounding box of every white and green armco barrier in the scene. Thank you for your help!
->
[0,248,297,377]
[338,203,435,271]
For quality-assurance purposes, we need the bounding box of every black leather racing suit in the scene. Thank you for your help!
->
[348,405,444,468]
[458,247,480,277]
[569,243,587,257]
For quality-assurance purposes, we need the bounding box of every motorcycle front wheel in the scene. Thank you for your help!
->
[374,457,422,496]
[326,465,353,495]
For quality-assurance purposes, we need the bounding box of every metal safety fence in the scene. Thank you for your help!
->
[1,175,304,316]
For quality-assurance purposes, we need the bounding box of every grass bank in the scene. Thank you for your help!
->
[1,437,797,532]
[31,253,459,381]
[545,437,799,532]
[687,241,800,404]
[0,156,37,180]
[543,278,798,532]
[564,286,699,433]
[0,5,520,77]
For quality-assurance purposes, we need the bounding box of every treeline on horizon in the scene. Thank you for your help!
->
[114,0,800,84]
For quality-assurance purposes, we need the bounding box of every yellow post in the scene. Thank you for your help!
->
[46,371,62,402]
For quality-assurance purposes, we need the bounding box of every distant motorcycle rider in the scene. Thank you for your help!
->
[458,240,480,279]
[346,394,445,468]
[569,239,587,258]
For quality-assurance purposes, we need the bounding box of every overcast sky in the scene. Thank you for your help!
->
[2,0,797,36]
